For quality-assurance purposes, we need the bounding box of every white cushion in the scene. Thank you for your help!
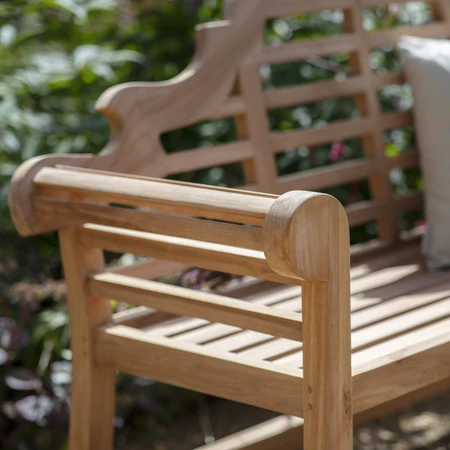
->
[397,36,450,269]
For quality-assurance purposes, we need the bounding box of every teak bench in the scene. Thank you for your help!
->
[8,0,450,449]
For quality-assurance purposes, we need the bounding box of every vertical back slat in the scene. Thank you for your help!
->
[236,64,279,193]
[343,3,398,243]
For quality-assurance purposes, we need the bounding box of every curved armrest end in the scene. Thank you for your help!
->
[262,191,350,282]
[8,154,96,236]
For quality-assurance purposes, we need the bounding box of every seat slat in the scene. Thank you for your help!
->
[203,268,450,362]
[272,279,450,367]
[156,254,447,365]
[353,318,450,413]
[198,298,301,351]
[172,297,300,345]
[352,295,450,352]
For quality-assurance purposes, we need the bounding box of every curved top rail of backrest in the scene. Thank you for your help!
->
[9,0,450,237]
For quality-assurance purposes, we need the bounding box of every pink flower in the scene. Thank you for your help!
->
[329,142,346,162]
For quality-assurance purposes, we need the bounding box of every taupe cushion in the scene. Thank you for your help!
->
[397,36,450,269]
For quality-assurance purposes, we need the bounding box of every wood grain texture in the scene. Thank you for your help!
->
[11,0,444,241]
[78,224,297,285]
[263,192,352,450]
[34,167,275,226]
[88,272,303,341]
[59,228,115,450]
[8,1,450,449]
[95,324,303,416]
[194,378,450,450]
[34,196,264,251]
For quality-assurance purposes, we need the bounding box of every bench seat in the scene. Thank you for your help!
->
[99,239,450,418]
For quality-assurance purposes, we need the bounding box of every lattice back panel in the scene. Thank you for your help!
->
[97,0,450,246]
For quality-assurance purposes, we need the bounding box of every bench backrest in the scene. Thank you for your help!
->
[10,0,450,244]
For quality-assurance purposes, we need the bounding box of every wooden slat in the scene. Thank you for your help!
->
[344,2,398,243]
[166,141,254,174]
[88,272,303,341]
[95,325,303,416]
[58,227,115,449]
[271,118,373,151]
[264,76,365,109]
[78,224,297,285]
[345,191,423,227]
[205,271,450,363]
[381,111,413,130]
[264,0,354,17]
[34,167,275,227]
[363,0,425,6]
[352,296,450,352]
[237,64,279,193]
[160,290,302,344]
[277,159,374,193]
[394,191,423,212]
[270,281,450,365]
[150,241,428,350]
[194,415,303,450]
[112,307,176,329]
[353,318,450,413]
[217,96,246,118]
[374,71,404,88]
[195,378,450,450]
[175,248,448,362]
[34,196,264,251]
[107,259,189,280]
[260,34,358,65]
[54,165,274,198]
[387,150,419,169]
[346,200,383,226]
[197,299,300,351]
[368,22,449,49]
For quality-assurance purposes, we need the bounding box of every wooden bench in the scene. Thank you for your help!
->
[8,0,450,449]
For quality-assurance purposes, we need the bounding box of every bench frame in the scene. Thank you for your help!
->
[8,1,450,449]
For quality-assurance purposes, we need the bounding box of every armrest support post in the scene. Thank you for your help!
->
[263,191,352,450]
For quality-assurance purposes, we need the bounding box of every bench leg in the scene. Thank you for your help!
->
[70,362,116,450]
[59,227,115,450]
[302,280,353,450]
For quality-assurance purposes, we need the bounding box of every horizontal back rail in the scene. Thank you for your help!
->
[89,272,302,341]
[78,224,297,285]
